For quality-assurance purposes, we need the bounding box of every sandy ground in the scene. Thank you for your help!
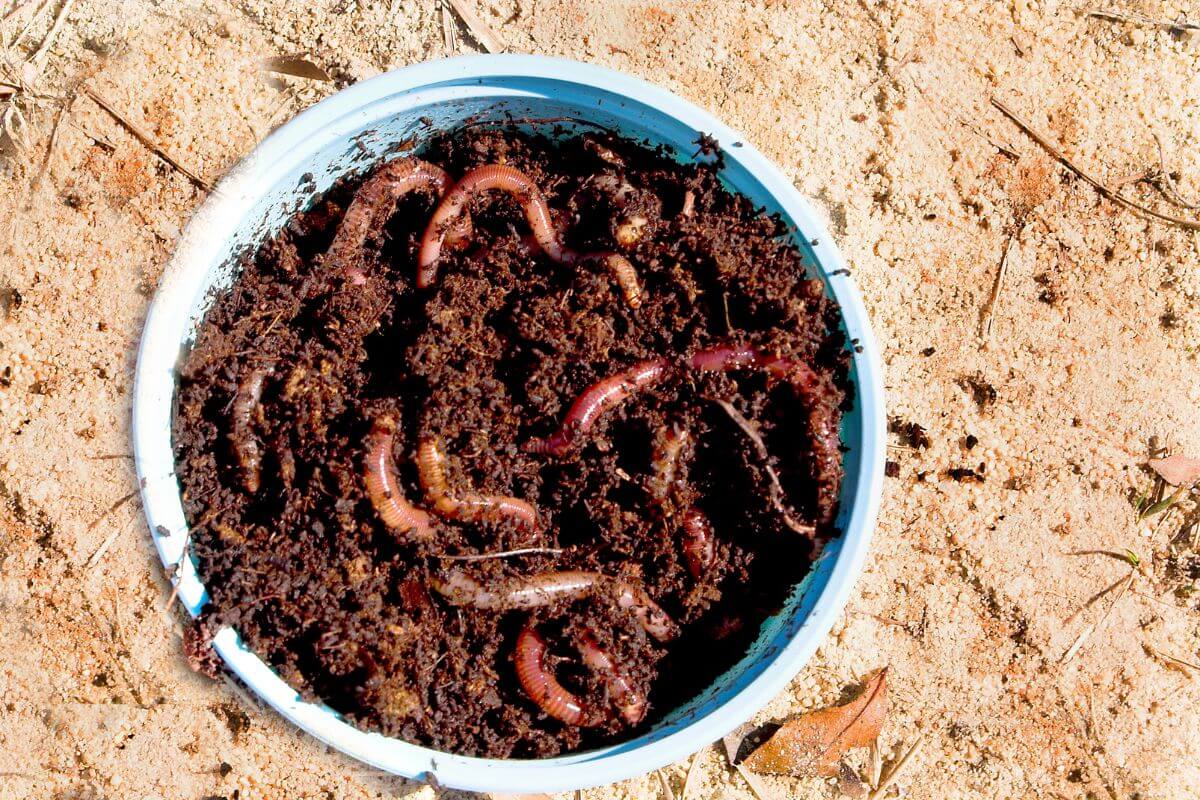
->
[2,1,1200,798]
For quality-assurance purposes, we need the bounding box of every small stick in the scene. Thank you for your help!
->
[86,489,138,532]
[72,120,115,150]
[680,751,703,800]
[978,229,1018,345]
[1061,570,1134,662]
[1151,132,1200,210]
[867,732,926,800]
[1144,645,1200,674]
[24,93,68,209]
[657,768,676,800]
[435,547,564,561]
[446,0,505,53]
[86,517,133,568]
[439,0,456,50]
[83,86,212,191]
[1083,8,1200,32]
[991,96,1200,231]
[28,0,75,66]
[709,397,818,538]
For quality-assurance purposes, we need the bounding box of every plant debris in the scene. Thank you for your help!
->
[889,418,930,450]
[260,55,331,82]
[948,465,986,483]
[1148,454,1200,487]
[957,373,997,410]
[741,668,888,777]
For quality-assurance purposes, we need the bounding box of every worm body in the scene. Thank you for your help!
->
[230,368,270,493]
[688,345,759,373]
[679,508,716,579]
[577,629,647,725]
[363,416,436,541]
[326,157,469,285]
[416,438,538,529]
[418,164,565,287]
[417,164,644,307]
[431,569,676,640]
[525,358,670,457]
[513,627,592,727]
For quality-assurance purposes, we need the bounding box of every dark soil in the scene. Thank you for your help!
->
[173,126,850,758]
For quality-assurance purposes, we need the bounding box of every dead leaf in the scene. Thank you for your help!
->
[743,668,888,777]
[721,723,778,800]
[1148,454,1200,487]
[838,762,868,797]
[261,55,332,82]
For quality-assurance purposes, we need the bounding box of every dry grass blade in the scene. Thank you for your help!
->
[710,397,817,538]
[991,97,1200,230]
[1083,8,1200,32]
[23,92,67,207]
[1062,571,1134,662]
[436,546,563,561]
[261,55,331,82]
[657,768,676,800]
[446,0,505,53]
[439,0,456,50]
[28,0,74,66]
[83,86,212,191]
[1151,133,1200,210]
[680,751,703,799]
[978,229,1019,344]
[866,731,926,800]
[86,489,138,532]
[1144,645,1200,674]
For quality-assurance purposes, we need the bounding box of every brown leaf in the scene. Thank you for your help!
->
[743,667,888,778]
[261,55,332,82]
[1148,454,1200,487]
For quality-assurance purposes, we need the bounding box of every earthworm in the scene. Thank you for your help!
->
[577,628,647,725]
[524,358,670,457]
[325,157,470,285]
[430,569,677,640]
[415,438,538,529]
[363,416,436,541]
[416,164,644,307]
[230,367,270,493]
[679,507,716,579]
[650,425,715,578]
[513,626,593,727]
[691,345,842,525]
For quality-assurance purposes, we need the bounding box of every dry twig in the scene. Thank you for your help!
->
[446,0,505,52]
[1082,8,1200,33]
[710,397,818,538]
[83,86,211,190]
[991,97,1200,231]
[866,732,926,800]
[1151,132,1200,210]
[978,227,1020,345]
[27,0,74,66]
[435,547,563,561]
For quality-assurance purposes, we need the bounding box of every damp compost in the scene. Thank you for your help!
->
[173,125,851,757]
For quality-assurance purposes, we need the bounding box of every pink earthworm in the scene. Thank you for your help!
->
[415,438,538,529]
[524,358,670,457]
[363,416,436,541]
[416,164,644,307]
[577,628,647,726]
[650,425,715,579]
[325,157,470,285]
[513,626,593,727]
[430,569,677,641]
[690,345,842,524]
[230,367,270,493]
[679,507,716,579]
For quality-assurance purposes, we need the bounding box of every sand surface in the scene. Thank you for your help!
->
[2,1,1199,798]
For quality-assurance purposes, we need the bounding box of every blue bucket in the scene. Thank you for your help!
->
[133,54,886,794]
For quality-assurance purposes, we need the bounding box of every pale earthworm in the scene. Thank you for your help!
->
[513,626,592,727]
[416,164,643,307]
[577,628,647,726]
[363,415,436,541]
[524,358,670,457]
[325,157,470,285]
[430,569,677,641]
[415,437,538,529]
[650,424,715,579]
[230,367,270,493]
